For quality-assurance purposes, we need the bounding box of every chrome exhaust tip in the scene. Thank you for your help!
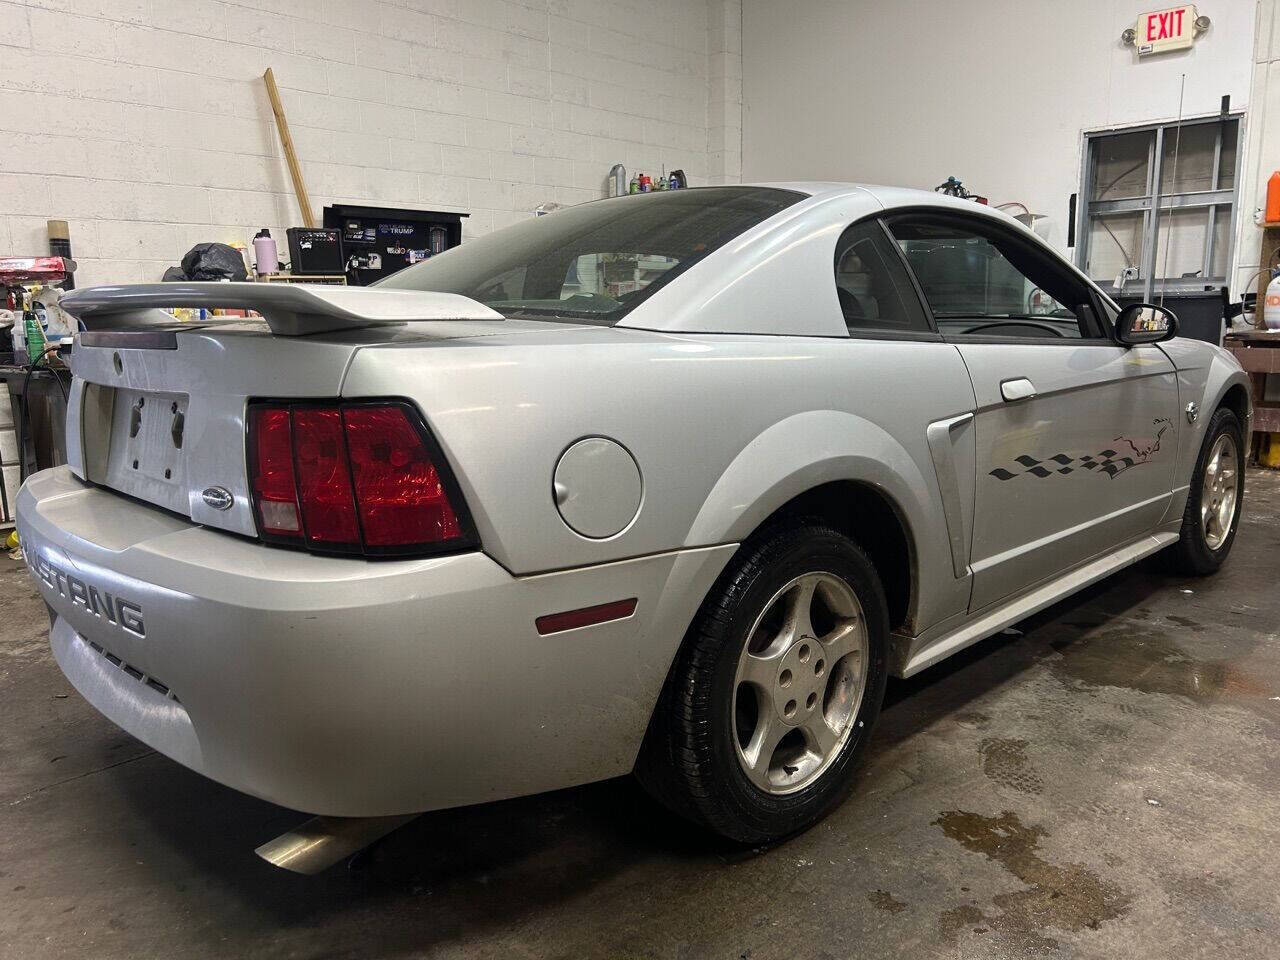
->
[255,814,418,874]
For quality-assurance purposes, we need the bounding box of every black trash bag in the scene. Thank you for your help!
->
[165,242,248,282]
[161,265,186,282]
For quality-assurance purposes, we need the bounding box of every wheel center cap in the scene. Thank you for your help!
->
[774,635,827,726]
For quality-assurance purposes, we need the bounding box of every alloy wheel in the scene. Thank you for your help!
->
[1201,432,1239,550]
[732,572,869,795]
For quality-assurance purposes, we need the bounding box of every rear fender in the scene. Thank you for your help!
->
[684,410,962,632]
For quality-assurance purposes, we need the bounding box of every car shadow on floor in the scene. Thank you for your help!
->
[877,558,1176,738]
[110,559,1186,948]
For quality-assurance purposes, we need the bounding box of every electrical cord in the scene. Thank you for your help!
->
[26,345,69,403]
[1099,218,1136,276]
[1091,158,1149,271]
[1238,247,1280,328]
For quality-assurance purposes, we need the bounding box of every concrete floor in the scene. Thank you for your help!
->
[3,473,1280,960]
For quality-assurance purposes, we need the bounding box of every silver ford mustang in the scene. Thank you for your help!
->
[18,184,1249,851]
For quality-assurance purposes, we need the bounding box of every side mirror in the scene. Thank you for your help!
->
[1115,303,1178,345]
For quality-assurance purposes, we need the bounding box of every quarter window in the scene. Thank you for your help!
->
[832,221,930,334]
[378,186,804,325]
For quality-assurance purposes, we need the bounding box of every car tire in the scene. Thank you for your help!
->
[636,521,889,845]
[1164,406,1245,576]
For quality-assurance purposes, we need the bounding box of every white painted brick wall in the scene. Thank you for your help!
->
[706,0,742,185]
[0,0,744,286]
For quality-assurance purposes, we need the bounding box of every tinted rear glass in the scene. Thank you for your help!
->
[377,187,805,325]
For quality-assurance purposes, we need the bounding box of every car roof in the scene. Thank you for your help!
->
[745,181,1029,221]
[616,181,1106,337]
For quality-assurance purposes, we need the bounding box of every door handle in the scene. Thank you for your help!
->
[1000,378,1037,402]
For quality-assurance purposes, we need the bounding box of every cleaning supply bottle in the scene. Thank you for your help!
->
[253,229,277,276]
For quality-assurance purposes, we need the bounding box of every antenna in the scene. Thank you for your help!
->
[1158,73,1187,309]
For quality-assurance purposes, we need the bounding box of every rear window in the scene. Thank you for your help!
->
[377,187,805,325]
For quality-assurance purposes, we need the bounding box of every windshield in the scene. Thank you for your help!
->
[376,187,805,324]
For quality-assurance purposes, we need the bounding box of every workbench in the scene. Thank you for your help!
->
[1223,329,1280,462]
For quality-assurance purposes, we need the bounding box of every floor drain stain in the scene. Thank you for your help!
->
[933,809,1131,951]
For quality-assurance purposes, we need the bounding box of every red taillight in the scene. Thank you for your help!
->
[247,401,474,557]
[292,407,360,547]
[343,406,462,547]
[249,407,302,537]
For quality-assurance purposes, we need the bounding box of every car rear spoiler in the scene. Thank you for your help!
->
[58,282,504,337]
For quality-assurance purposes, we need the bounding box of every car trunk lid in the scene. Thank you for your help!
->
[57,280,551,539]
[70,323,373,538]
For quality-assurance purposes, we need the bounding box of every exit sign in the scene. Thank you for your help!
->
[1135,4,1197,54]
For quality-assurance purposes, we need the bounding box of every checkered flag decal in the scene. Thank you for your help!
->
[989,448,1136,481]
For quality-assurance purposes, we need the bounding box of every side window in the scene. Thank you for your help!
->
[886,215,1103,340]
[833,220,931,334]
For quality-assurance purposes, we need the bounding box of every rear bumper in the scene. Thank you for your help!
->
[18,466,734,816]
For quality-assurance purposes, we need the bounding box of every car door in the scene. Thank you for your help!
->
[885,212,1179,612]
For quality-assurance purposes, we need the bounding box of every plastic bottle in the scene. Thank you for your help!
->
[25,309,47,366]
[11,319,27,366]
[1265,268,1280,330]
[1264,433,1280,468]
[253,228,277,276]
[628,174,639,195]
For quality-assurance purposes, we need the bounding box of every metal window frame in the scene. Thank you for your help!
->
[1076,114,1244,299]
